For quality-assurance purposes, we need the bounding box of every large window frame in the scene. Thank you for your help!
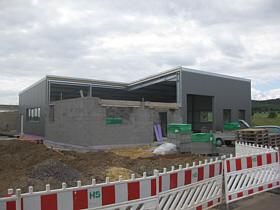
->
[26,107,40,122]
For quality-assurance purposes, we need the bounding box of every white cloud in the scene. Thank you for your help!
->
[251,88,280,100]
[1,0,280,104]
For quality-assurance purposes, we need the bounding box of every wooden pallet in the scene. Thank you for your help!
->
[235,129,269,135]
[236,129,270,146]
[269,133,280,147]
[19,137,42,144]
[236,133,269,140]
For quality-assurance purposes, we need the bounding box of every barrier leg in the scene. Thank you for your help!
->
[155,170,159,210]
[16,189,21,210]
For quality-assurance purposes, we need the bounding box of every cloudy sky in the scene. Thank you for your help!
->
[1,0,280,104]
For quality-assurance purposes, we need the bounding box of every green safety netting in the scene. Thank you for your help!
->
[167,123,192,133]
[224,122,240,130]
[191,133,217,146]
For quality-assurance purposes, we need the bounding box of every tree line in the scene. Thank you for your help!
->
[252,99,280,113]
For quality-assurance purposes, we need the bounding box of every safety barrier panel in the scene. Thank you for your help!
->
[0,189,21,210]
[235,141,274,156]
[224,142,280,205]
[156,160,222,210]
[0,158,222,210]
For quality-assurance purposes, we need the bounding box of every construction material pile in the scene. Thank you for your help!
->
[167,124,192,153]
[236,129,280,147]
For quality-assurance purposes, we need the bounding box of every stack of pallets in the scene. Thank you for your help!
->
[269,133,280,147]
[235,129,269,146]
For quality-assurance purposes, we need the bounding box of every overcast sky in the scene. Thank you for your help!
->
[1,0,280,105]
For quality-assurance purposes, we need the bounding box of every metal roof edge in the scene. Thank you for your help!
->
[128,66,182,86]
[46,75,129,87]
[18,66,250,96]
[181,67,251,83]
[18,77,47,95]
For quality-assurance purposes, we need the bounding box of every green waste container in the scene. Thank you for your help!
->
[224,122,240,130]
[191,133,217,146]
[168,123,192,133]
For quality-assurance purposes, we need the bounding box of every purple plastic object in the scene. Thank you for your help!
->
[154,125,160,142]
[157,124,163,142]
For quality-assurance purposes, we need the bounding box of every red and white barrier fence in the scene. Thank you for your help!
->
[0,158,223,210]
[1,173,158,210]
[224,143,280,205]
[156,159,222,210]
[235,141,277,156]
[0,189,21,210]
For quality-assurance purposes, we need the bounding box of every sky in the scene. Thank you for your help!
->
[1,0,280,105]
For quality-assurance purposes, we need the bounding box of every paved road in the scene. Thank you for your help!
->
[230,189,280,210]
[211,188,280,210]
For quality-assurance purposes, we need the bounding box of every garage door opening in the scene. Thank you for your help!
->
[187,95,213,133]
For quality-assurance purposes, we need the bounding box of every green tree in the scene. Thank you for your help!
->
[251,108,255,116]
[267,111,278,119]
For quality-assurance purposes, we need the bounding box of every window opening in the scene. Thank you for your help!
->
[200,111,212,122]
[49,105,55,123]
[238,110,245,120]
[26,108,41,122]
[223,109,231,123]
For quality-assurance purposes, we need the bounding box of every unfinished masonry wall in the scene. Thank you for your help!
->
[45,97,182,147]
[0,105,19,131]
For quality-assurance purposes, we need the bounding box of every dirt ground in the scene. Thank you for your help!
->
[0,139,207,197]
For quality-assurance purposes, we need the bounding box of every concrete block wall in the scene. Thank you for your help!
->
[45,97,182,147]
[0,112,19,131]
[0,105,19,131]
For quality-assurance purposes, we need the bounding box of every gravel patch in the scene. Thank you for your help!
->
[27,159,88,182]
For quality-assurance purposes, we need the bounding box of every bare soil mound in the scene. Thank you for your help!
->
[0,140,206,197]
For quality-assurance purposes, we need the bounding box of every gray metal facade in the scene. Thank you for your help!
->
[19,79,47,136]
[180,68,251,131]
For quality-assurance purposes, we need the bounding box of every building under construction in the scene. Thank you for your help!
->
[18,67,251,147]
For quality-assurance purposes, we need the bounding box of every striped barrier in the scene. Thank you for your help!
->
[224,143,280,205]
[156,159,222,210]
[235,141,273,156]
[0,158,223,210]
[17,174,157,210]
[0,189,21,210]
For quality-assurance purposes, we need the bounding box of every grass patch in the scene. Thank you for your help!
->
[252,112,280,126]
